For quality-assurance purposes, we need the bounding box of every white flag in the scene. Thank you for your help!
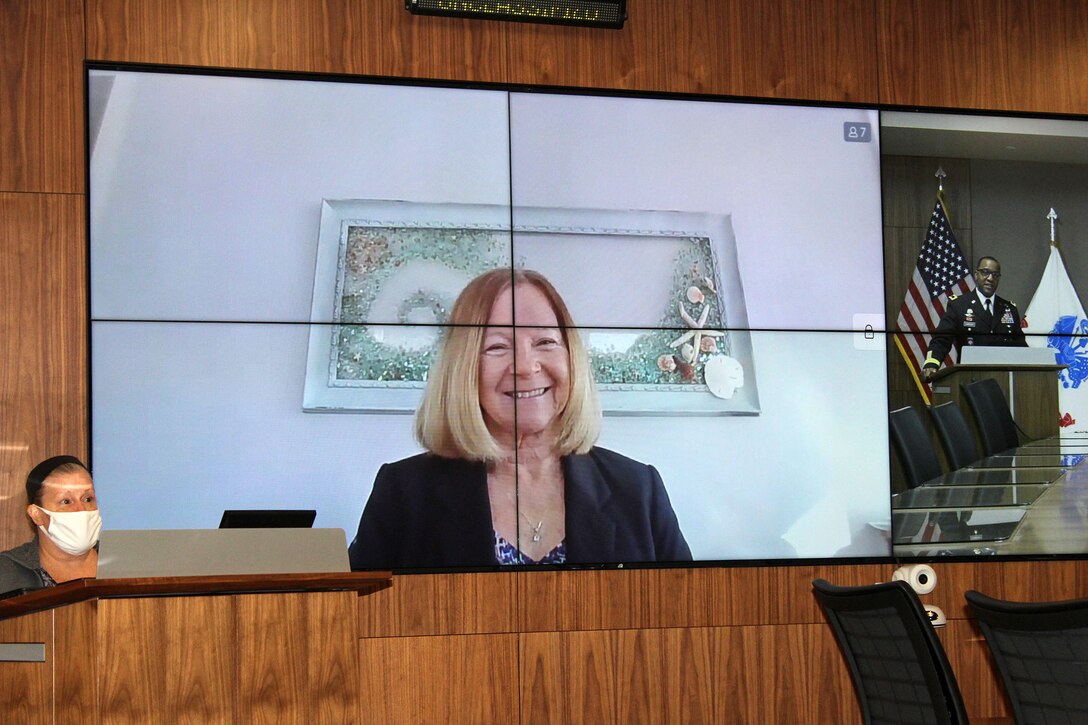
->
[1024,244,1088,435]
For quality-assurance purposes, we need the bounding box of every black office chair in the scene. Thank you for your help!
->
[965,590,1088,725]
[889,406,943,488]
[928,401,981,470]
[812,579,968,725]
[961,378,1020,456]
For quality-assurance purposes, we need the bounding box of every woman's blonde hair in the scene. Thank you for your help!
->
[415,268,601,461]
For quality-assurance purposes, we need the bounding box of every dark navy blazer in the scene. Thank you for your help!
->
[348,447,692,570]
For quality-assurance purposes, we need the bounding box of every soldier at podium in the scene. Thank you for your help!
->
[921,256,1027,383]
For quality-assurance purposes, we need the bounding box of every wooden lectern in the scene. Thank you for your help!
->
[932,347,1065,441]
[0,572,390,723]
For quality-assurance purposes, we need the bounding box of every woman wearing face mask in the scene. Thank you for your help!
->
[0,456,102,596]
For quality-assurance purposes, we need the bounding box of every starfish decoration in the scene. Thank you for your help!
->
[670,301,724,363]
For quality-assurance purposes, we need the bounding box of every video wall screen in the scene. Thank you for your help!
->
[88,66,891,569]
[881,109,1088,558]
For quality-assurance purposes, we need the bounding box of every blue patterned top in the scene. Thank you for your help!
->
[493,532,566,565]
[36,568,56,587]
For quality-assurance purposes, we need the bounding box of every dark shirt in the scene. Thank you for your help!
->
[348,447,692,570]
[0,540,50,596]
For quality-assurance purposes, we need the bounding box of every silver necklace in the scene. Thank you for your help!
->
[521,512,543,543]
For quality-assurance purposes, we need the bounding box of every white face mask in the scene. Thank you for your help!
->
[36,508,102,556]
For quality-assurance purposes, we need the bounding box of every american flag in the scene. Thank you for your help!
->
[895,195,975,403]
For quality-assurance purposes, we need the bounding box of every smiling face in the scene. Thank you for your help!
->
[478,283,571,446]
[974,257,1002,297]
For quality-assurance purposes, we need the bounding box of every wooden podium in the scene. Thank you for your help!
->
[0,572,390,724]
[931,347,1066,442]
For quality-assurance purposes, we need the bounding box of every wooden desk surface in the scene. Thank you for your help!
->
[0,570,392,621]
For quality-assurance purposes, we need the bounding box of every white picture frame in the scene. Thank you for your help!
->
[304,199,760,415]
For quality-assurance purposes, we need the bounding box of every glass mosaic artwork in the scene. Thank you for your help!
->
[328,226,731,393]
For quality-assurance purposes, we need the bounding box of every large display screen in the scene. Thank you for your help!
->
[88,66,892,569]
[881,109,1088,559]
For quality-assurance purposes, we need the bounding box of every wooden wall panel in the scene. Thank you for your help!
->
[521,630,617,725]
[506,0,878,100]
[356,2,509,82]
[86,0,878,98]
[615,629,677,723]
[0,192,86,551]
[516,564,887,633]
[0,609,51,722]
[663,627,727,723]
[359,633,519,724]
[99,596,236,724]
[87,0,363,73]
[53,600,99,725]
[878,0,1088,113]
[923,560,1088,620]
[712,624,860,724]
[86,0,510,83]
[357,572,517,637]
[0,0,84,193]
[100,593,363,723]
[731,0,876,102]
[518,624,860,725]
[237,592,359,724]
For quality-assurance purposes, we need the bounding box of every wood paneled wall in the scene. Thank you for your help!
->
[0,591,362,724]
[356,561,1079,723]
[7,0,1088,722]
[0,0,84,193]
[83,0,881,100]
[878,0,1088,113]
[0,192,86,549]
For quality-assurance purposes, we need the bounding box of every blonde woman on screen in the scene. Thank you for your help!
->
[348,268,691,569]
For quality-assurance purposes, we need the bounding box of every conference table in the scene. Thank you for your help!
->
[892,437,1088,557]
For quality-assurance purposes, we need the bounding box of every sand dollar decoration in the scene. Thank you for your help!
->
[704,355,744,399]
